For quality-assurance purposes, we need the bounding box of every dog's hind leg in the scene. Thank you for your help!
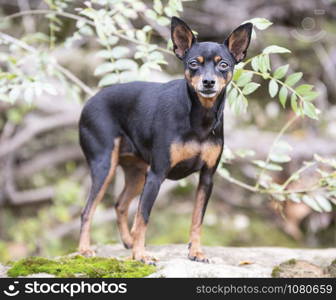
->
[115,155,147,249]
[78,137,121,256]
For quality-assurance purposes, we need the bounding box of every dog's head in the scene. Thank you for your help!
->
[171,17,252,107]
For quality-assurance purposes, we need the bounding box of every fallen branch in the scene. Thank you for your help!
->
[0,112,79,158]
[16,146,83,179]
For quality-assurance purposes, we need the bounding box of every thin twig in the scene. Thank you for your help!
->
[0,32,94,96]
[4,9,174,56]
[255,115,299,189]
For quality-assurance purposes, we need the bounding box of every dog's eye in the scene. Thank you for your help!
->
[218,61,228,70]
[189,60,199,69]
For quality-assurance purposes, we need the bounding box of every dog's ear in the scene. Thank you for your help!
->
[224,23,253,63]
[171,16,196,59]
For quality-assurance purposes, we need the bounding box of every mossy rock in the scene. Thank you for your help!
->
[324,259,336,278]
[272,259,326,278]
[7,255,156,278]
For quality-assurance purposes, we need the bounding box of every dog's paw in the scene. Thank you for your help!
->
[133,252,158,265]
[122,241,133,249]
[121,236,134,249]
[188,251,209,263]
[78,248,96,257]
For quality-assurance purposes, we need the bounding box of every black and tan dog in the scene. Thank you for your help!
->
[78,17,252,264]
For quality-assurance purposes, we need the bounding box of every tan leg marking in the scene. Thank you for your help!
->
[115,156,147,249]
[131,213,157,264]
[78,137,121,256]
[188,187,209,263]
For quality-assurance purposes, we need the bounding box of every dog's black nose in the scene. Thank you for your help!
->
[202,79,216,89]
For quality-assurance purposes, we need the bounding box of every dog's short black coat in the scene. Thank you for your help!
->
[78,17,252,263]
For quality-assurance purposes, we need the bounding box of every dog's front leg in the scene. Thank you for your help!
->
[188,166,215,263]
[131,169,165,264]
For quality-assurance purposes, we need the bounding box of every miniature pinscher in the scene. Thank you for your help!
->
[78,17,252,264]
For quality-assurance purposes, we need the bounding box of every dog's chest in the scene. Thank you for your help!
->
[169,139,222,170]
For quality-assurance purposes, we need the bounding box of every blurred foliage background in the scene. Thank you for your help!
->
[0,0,335,262]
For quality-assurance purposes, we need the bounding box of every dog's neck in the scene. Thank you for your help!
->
[185,80,225,138]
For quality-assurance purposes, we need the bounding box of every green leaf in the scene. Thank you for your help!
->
[235,149,255,158]
[113,59,138,71]
[258,55,269,74]
[303,101,318,119]
[274,140,293,152]
[273,64,289,79]
[96,51,112,59]
[269,153,291,163]
[246,18,272,30]
[111,46,130,59]
[288,193,301,203]
[222,145,235,162]
[268,79,278,98]
[236,71,253,87]
[153,0,163,14]
[303,91,319,101]
[233,68,243,81]
[94,63,115,76]
[157,16,170,26]
[228,87,238,106]
[263,45,291,54]
[145,9,157,20]
[242,82,260,95]
[314,195,332,212]
[232,93,248,114]
[302,195,322,212]
[98,73,119,87]
[279,86,288,108]
[295,84,314,95]
[285,72,303,86]
[217,167,231,178]
[164,6,174,17]
[252,160,283,171]
[251,57,259,72]
[291,93,298,113]
[136,30,146,42]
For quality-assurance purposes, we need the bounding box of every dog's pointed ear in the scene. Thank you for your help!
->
[171,16,196,59]
[224,23,253,63]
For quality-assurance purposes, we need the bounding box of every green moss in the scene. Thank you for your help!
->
[287,259,297,265]
[272,259,297,277]
[271,266,281,278]
[7,255,155,278]
[325,259,336,277]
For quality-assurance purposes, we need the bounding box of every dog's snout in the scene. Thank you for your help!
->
[202,78,216,89]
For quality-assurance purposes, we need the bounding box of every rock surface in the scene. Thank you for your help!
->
[1,244,335,278]
[94,244,336,278]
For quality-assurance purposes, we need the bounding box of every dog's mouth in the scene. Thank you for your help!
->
[198,89,218,98]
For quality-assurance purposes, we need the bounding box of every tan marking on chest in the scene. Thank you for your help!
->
[170,141,222,168]
[201,143,222,168]
[170,141,200,167]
